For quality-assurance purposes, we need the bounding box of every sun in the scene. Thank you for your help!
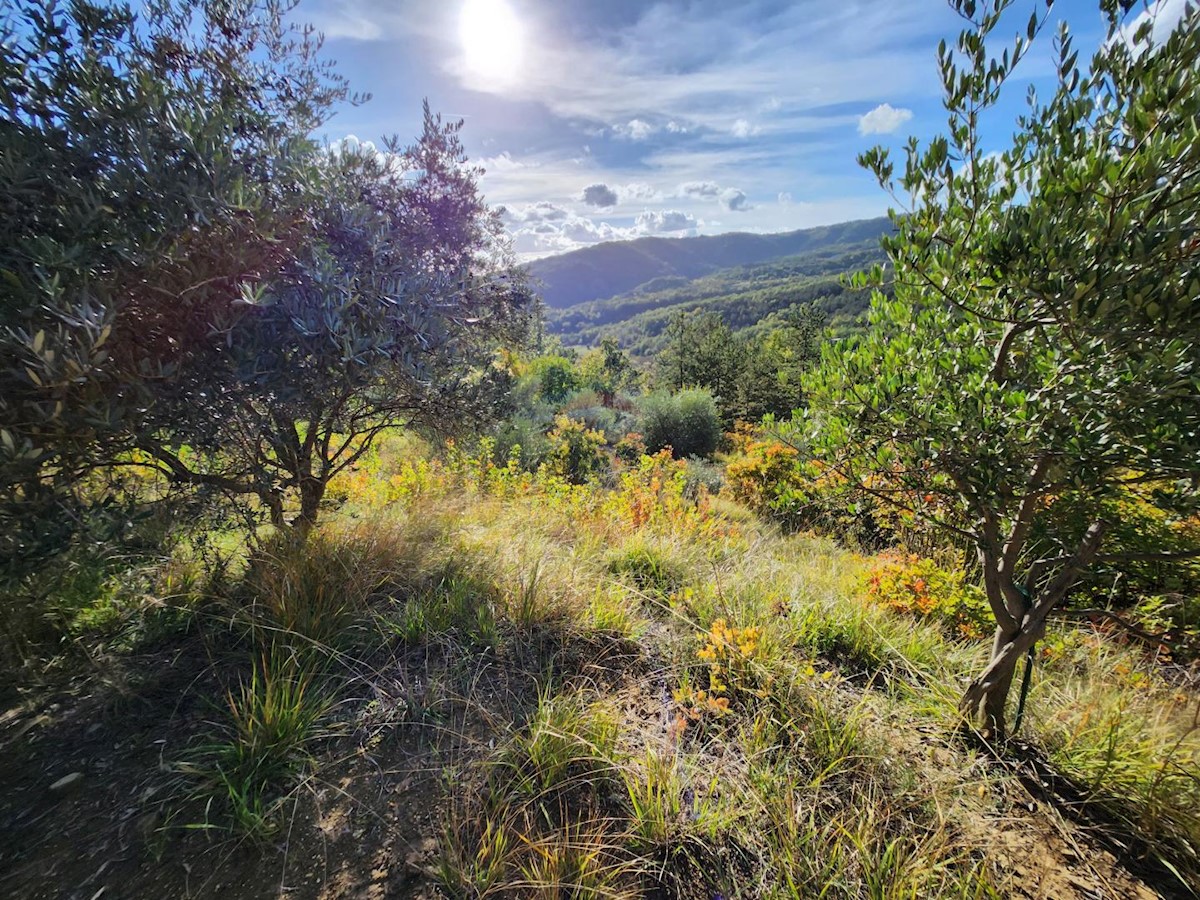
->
[459,0,525,84]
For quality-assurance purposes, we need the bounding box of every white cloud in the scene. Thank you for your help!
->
[369,1,945,138]
[507,207,701,258]
[666,121,688,133]
[560,217,616,243]
[731,118,761,138]
[581,183,619,207]
[329,134,376,155]
[635,210,697,233]
[857,103,914,135]
[500,201,570,224]
[721,188,753,211]
[328,134,391,167]
[502,192,888,260]
[621,182,662,201]
[614,118,656,141]
[306,0,384,40]
[678,180,722,198]
[478,152,529,174]
[777,192,793,205]
[1118,0,1191,48]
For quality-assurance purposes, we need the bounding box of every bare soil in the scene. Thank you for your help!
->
[0,631,1185,899]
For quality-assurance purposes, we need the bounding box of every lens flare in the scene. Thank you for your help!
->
[459,0,524,85]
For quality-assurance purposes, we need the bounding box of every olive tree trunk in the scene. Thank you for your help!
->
[960,520,1106,739]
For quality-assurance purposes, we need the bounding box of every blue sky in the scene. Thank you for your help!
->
[301,0,1185,258]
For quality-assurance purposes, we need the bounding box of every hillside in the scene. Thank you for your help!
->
[545,240,885,355]
[527,216,892,309]
[4,447,1194,899]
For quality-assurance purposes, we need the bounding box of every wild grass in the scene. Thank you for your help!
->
[438,689,630,898]
[1030,632,1200,887]
[47,434,1198,893]
[180,647,331,836]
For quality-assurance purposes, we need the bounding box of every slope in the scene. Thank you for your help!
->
[545,238,885,355]
[527,216,891,309]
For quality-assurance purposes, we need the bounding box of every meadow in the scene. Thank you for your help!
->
[3,436,1195,899]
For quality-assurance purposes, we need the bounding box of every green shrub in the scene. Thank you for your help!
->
[614,432,646,465]
[682,456,724,499]
[543,416,607,484]
[565,404,621,439]
[637,389,721,459]
[528,355,580,404]
[493,415,551,471]
[862,552,990,640]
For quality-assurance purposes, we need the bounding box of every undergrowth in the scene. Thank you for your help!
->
[11,436,1198,895]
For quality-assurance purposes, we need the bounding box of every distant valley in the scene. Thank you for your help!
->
[527,216,890,354]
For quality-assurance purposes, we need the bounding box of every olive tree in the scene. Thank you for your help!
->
[805,0,1200,737]
[1,0,530,547]
[140,110,533,531]
[0,0,351,567]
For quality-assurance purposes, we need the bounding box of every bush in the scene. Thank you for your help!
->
[724,435,862,537]
[682,457,724,499]
[543,416,607,485]
[637,389,722,459]
[493,415,551,471]
[614,432,647,466]
[1039,482,1200,609]
[564,405,622,439]
[861,552,990,640]
[527,355,580,404]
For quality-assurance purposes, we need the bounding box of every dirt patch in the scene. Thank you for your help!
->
[0,629,1183,900]
[0,626,642,899]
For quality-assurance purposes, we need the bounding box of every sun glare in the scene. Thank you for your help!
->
[459,0,524,84]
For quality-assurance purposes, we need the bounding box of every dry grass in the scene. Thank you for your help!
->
[100,440,1200,895]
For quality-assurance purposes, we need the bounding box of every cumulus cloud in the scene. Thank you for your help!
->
[678,180,722,198]
[857,103,913,135]
[328,134,391,167]
[505,205,698,258]
[721,188,752,211]
[478,151,529,174]
[581,183,620,207]
[561,217,616,243]
[635,210,697,233]
[499,201,570,224]
[330,134,376,155]
[507,214,617,256]
[613,118,655,140]
[666,120,688,133]
[731,118,761,138]
[777,192,793,205]
[621,182,662,201]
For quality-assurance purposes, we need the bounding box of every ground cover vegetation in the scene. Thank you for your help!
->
[1,0,1198,898]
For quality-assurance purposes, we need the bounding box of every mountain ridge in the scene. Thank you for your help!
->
[526,216,892,309]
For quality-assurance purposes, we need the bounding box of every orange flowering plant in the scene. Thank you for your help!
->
[862,552,991,640]
[674,618,771,720]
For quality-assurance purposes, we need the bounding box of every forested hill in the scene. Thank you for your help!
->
[544,231,887,355]
[526,216,891,308]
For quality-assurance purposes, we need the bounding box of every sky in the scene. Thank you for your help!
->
[300,0,1188,259]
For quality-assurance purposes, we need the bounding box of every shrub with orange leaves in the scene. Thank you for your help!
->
[674,618,771,720]
[862,552,991,640]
